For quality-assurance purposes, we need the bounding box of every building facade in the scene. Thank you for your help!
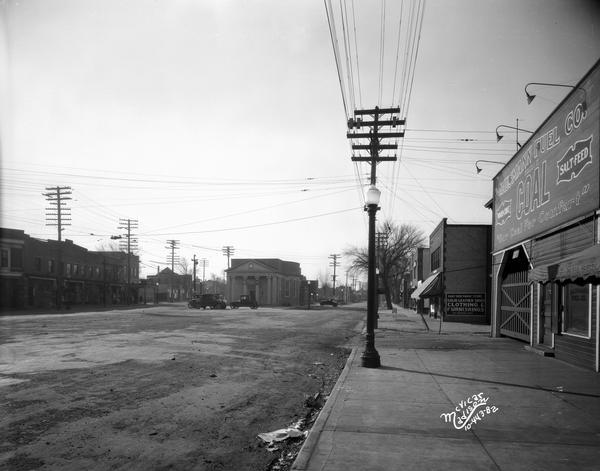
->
[412,219,492,323]
[490,59,600,371]
[1,228,139,310]
[409,246,430,313]
[144,268,192,303]
[226,258,305,306]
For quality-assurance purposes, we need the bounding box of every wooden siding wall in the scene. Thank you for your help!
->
[554,287,597,370]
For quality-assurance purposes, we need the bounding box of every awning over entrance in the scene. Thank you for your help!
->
[410,271,441,299]
[529,245,600,283]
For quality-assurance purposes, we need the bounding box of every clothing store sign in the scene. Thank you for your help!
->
[446,293,485,315]
[493,65,599,251]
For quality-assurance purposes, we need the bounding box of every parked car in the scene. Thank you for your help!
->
[230,294,258,309]
[319,298,338,307]
[188,293,227,309]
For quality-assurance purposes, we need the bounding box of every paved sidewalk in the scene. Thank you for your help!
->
[292,307,600,471]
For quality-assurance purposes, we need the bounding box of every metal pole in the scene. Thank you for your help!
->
[362,202,381,368]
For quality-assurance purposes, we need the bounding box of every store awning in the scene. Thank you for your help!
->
[529,245,600,283]
[410,271,441,299]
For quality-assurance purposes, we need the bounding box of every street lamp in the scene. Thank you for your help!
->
[475,160,506,174]
[496,120,534,151]
[362,184,381,368]
[525,82,587,112]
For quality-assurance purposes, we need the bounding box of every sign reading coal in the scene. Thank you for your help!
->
[446,294,485,316]
[492,63,599,251]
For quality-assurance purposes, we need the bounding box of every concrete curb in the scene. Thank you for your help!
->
[291,346,358,470]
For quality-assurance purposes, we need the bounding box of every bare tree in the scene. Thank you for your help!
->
[178,257,191,275]
[344,220,426,309]
[317,269,331,299]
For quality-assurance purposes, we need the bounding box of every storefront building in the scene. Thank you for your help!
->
[1,228,139,310]
[412,219,492,323]
[145,268,192,303]
[491,60,599,371]
[409,246,430,314]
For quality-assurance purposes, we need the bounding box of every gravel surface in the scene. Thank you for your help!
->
[1,304,363,470]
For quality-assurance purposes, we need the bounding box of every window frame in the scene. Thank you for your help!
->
[10,247,23,270]
[431,247,440,271]
[0,248,8,268]
[561,283,592,339]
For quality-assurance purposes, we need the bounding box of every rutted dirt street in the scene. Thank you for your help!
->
[0,304,364,471]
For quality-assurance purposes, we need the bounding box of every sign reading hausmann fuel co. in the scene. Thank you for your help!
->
[446,293,486,316]
[493,63,599,251]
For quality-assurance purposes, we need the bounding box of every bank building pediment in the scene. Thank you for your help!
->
[230,260,273,273]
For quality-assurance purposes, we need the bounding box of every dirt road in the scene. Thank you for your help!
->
[1,304,364,470]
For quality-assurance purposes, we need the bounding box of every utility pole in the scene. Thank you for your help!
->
[200,258,208,293]
[328,254,341,299]
[347,106,404,368]
[44,186,72,241]
[44,186,72,309]
[165,240,180,302]
[222,246,234,301]
[192,254,198,294]
[222,246,234,269]
[348,107,404,185]
[345,271,349,304]
[118,218,138,304]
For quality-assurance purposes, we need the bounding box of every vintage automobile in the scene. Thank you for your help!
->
[230,294,258,309]
[319,298,339,307]
[188,293,227,310]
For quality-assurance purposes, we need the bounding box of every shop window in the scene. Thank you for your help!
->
[562,283,591,337]
[10,248,23,270]
[1,249,8,268]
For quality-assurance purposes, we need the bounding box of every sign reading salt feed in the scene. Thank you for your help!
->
[493,65,599,251]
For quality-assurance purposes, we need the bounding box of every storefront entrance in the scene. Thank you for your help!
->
[539,283,556,347]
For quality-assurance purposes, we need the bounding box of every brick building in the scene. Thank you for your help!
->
[412,219,492,323]
[0,228,139,310]
[145,268,192,303]
[409,246,430,314]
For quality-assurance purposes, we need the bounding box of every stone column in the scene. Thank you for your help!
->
[267,276,272,306]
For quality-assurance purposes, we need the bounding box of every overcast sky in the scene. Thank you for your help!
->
[1,0,599,282]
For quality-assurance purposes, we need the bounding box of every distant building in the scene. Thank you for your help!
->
[145,268,192,303]
[226,258,306,306]
[411,219,492,323]
[0,228,139,310]
[409,246,430,314]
